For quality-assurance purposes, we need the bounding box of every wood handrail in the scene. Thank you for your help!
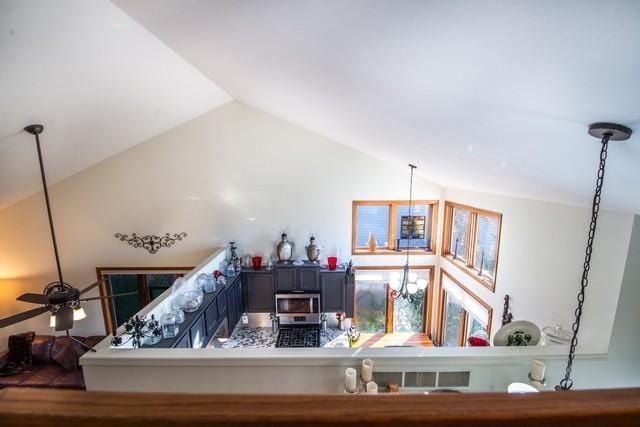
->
[1,387,640,426]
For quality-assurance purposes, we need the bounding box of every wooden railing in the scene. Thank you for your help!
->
[1,387,639,426]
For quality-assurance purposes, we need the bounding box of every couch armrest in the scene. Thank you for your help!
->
[0,349,8,370]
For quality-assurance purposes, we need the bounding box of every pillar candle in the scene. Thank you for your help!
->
[530,359,545,381]
[345,368,357,393]
[366,381,378,394]
[362,358,374,383]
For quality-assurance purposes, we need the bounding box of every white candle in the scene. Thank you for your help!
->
[362,358,374,383]
[530,359,545,382]
[345,368,357,392]
[366,381,378,394]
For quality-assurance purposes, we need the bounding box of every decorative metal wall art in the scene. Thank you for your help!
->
[114,232,187,254]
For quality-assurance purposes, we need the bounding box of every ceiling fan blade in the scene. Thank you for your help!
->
[54,306,74,331]
[79,291,138,302]
[78,278,106,295]
[0,306,49,328]
[16,293,49,305]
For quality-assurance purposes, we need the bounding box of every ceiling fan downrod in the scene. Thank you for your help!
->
[24,124,65,289]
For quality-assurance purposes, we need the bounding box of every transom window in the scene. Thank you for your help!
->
[437,269,493,347]
[96,267,192,334]
[352,200,438,255]
[442,201,502,291]
[353,267,434,335]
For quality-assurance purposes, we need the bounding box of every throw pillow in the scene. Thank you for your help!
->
[0,331,36,376]
[51,338,79,371]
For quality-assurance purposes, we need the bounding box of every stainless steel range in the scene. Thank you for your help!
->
[275,292,320,326]
[276,327,320,348]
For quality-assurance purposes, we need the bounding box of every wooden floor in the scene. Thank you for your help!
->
[2,387,640,427]
[351,332,433,348]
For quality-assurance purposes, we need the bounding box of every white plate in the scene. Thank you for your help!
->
[493,320,541,346]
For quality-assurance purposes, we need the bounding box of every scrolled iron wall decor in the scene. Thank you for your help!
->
[114,232,187,254]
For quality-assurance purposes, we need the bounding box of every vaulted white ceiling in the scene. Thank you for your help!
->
[0,0,230,209]
[113,0,640,213]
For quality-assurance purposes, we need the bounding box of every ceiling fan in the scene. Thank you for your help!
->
[0,124,135,351]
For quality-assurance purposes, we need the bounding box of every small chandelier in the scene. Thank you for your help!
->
[389,164,427,303]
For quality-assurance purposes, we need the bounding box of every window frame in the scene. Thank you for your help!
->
[352,200,439,255]
[96,266,193,334]
[437,269,493,347]
[441,201,502,292]
[353,265,435,336]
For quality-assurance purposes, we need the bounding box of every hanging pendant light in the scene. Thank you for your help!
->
[556,122,632,391]
[390,164,424,304]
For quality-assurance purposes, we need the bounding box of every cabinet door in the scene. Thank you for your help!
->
[276,268,297,291]
[226,287,237,332]
[246,273,276,312]
[235,281,244,317]
[345,279,355,318]
[189,314,207,348]
[205,300,219,336]
[298,268,320,291]
[174,333,191,349]
[320,273,346,313]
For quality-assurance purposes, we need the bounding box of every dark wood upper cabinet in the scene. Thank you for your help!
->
[245,273,276,312]
[276,268,297,291]
[320,272,346,312]
[298,268,320,291]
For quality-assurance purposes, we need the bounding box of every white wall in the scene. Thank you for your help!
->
[441,188,634,353]
[0,101,441,348]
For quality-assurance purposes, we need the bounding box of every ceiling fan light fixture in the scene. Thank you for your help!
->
[73,306,87,321]
[49,313,56,328]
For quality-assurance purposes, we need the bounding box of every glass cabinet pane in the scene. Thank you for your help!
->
[109,274,141,327]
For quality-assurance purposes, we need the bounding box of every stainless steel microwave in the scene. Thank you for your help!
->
[275,292,321,325]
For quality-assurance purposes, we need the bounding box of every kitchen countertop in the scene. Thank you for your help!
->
[221,325,350,348]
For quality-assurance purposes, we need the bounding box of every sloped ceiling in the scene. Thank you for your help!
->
[113,0,640,213]
[0,0,230,209]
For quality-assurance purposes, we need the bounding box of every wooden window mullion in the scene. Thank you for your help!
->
[458,310,469,346]
[389,203,397,251]
[466,212,478,268]
[385,285,394,333]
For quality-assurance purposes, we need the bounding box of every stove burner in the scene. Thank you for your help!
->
[276,327,320,348]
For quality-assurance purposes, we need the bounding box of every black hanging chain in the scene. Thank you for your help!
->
[557,133,611,391]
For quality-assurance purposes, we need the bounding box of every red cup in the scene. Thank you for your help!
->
[251,256,262,270]
[327,256,338,271]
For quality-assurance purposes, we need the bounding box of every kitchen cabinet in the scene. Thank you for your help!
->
[189,314,207,348]
[276,268,297,291]
[320,272,346,312]
[204,298,219,336]
[245,272,276,312]
[298,268,320,291]
[175,333,191,349]
[226,276,244,331]
[276,265,320,292]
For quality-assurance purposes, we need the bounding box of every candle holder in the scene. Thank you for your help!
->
[528,373,546,391]
[344,384,360,394]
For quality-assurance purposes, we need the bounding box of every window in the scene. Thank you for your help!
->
[442,201,502,291]
[352,200,438,255]
[96,267,193,333]
[354,267,434,335]
[437,269,493,347]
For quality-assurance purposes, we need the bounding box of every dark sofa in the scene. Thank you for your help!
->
[0,334,104,389]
